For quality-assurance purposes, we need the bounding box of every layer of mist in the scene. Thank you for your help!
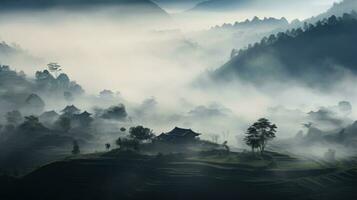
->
[0,0,356,168]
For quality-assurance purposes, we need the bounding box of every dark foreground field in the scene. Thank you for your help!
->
[1,150,357,200]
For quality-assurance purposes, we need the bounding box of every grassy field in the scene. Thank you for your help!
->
[1,150,357,200]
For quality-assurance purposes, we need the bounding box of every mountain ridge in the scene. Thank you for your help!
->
[210,12,357,89]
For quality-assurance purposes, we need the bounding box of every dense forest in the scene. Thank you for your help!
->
[213,12,357,89]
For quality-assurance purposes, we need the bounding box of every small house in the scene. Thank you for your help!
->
[157,127,200,143]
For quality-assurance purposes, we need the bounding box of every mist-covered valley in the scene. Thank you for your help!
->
[1,1,357,199]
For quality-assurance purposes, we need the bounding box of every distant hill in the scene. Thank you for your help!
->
[189,16,293,64]
[0,0,171,22]
[211,12,357,89]
[0,42,39,67]
[211,16,289,31]
[0,0,172,28]
[188,0,317,13]
[153,0,203,11]
[189,0,251,12]
[309,0,357,23]
[0,0,160,10]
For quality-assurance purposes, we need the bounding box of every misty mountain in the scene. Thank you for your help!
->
[309,0,357,23]
[0,42,19,55]
[187,0,320,13]
[0,0,171,24]
[188,16,293,67]
[0,42,38,67]
[212,16,289,31]
[153,0,203,10]
[189,0,252,12]
[211,12,357,89]
[0,0,161,10]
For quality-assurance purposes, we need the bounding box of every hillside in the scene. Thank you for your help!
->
[189,0,251,12]
[309,0,357,23]
[211,13,357,89]
[153,0,203,11]
[0,42,39,68]
[188,0,318,13]
[2,150,357,200]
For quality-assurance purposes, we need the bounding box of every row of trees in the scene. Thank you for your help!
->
[105,120,276,155]
[69,120,277,156]
[114,120,277,155]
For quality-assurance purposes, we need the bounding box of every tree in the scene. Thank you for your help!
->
[47,62,62,78]
[99,90,114,98]
[222,141,230,153]
[105,143,111,151]
[72,140,80,155]
[230,49,238,59]
[244,126,261,153]
[267,34,277,44]
[116,138,139,151]
[244,118,277,154]
[101,104,128,121]
[129,126,155,141]
[328,15,338,25]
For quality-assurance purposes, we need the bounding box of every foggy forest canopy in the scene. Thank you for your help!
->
[1,0,357,176]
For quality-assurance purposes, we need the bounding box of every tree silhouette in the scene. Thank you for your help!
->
[116,138,139,151]
[47,62,62,78]
[72,140,80,155]
[129,126,155,141]
[105,143,111,151]
[222,141,230,153]
[244,118,277,154]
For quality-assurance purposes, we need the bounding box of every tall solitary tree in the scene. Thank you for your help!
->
[244,118,277,154]
[129,126,155,141]
[105,143,111,151]
[72,140,80,155]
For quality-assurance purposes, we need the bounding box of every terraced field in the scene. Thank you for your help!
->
[2,151,357,200]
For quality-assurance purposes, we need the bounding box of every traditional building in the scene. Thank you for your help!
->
[157,127,200,143]
[61,105,81,116]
